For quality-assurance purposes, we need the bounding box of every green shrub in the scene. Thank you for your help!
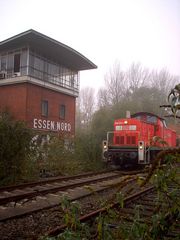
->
[0,112,38,185]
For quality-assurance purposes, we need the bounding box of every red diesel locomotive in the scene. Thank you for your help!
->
[103,112,177,167]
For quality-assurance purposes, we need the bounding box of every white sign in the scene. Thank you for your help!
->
[115,125,137,131]
[33,118,71,132]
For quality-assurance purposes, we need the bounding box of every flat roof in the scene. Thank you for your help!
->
[0,29,97,71]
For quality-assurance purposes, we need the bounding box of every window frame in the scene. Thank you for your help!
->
[59,104,66,120]
[41,100,48,117]
[14,53,21,73]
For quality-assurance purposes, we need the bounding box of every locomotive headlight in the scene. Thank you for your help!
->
[139,141,144,150]
[103,140,108,150]
[138,141,145,162]
[124,120,128,124]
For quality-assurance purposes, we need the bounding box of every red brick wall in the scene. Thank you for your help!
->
[0,84,27,121]
[0,83,76,135]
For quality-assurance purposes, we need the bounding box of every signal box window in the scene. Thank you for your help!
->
[14,54,21,73]
[1,56,7,71]
[60,105,65,119]
[42,100,48,117]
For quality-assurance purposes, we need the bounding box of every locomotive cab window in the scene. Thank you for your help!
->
[134,116,141,120]
[147,115,157,124]
[162,120,167,128]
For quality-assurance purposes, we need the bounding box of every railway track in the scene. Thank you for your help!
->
[0,169,144,222]
[1,164,178,240]
[0,171,119,206]
[0,170,117,193]
[47,184,180,239]
[0,169,143,194]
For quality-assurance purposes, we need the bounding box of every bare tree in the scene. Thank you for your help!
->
[126,62,150,92]
[97,88,110,108]
[98,62,150,107]
[102,62,126,105]
[150,68,179,96]
[97,61,180,123]
[76,87,95,129]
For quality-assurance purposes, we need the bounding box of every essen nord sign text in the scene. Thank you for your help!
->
[33,118,71,132]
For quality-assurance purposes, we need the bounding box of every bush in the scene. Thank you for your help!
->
[39,133,105,176]
[0,112,38,185]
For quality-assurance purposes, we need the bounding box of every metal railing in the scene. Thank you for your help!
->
[0,66,79,92]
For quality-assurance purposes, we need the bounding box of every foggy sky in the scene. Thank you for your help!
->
[0,0,180,89]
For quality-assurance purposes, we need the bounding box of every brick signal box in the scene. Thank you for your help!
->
[0,30,97,136]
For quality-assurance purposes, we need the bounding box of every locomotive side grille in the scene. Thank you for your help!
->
[115,136,120,144]
[115,136,125,144]
[119,136,124,144]
[127,136,131,144]
[115,135,137,145]
[131,136,136,144]
[127,136,136,144]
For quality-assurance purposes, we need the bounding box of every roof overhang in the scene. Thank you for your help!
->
[0,29,97,71]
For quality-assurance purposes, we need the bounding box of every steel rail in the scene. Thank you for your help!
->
[0,169,118,192]
[0,171,139,222]
[0,172,122,205]
[47,186,154,237]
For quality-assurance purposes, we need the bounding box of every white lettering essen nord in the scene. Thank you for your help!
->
[33,118,71,132]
